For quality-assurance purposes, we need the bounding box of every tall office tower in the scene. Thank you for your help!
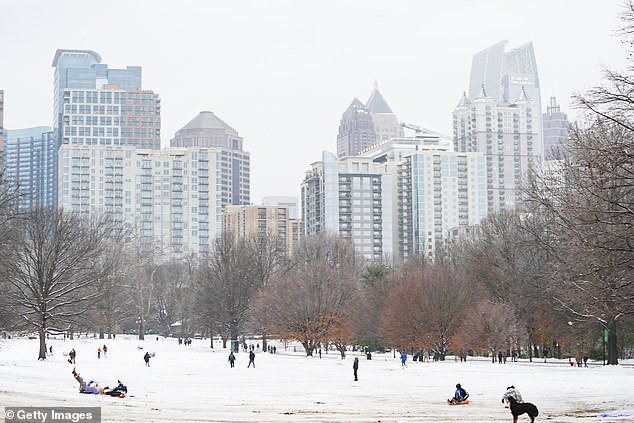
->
[336,83,403,158]
[468,41,543,159]
[58,144,229,259]
[453,86,538,213]
[52,50,142,132]
[542,96,569,160]
[336,99,376,158]
[302,134,487,262]
[4,127,56,209]
[222,204,302,255]
[170,111,250,207]
[60,86,161,149]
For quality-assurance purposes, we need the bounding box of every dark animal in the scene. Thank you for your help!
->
[508,396,539,423]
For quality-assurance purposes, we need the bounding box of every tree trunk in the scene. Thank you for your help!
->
[607,321,619,365]
[138,318,145,341]
[38,325,47,360]
[261,332,267,352]
[302,340,314,356]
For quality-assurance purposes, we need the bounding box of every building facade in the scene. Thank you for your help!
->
[58,144,235,259]
[453,85,539,213]
[170,111,250,207]
[3,126,56,209]
[60,86,161,149]
[222,204,301,255]
[542,96,569,160]
[302,134,487,262]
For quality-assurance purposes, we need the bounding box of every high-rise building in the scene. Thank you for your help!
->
[170,111,250,207]
[60,86,161,149]
[4,126,56,209]
[302,151,394,263]
[52,49,142,132]
[336,83,403,158]
[453,85,539,213]
[222,204,301,255]
[468,41,543,158]
[542,96,569,160]
[58,144,232,259]
[302,133,487,262]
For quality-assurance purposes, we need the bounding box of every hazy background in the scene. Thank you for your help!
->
[1,0,628,203]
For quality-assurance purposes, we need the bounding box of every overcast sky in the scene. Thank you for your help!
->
[1,1,628,204]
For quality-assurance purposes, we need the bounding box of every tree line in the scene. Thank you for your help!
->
[1,1,634,364]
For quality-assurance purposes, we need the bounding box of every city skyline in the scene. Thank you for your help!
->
[1,1,627,204]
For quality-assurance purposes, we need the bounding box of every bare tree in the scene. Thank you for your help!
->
[457,300,518,362]
[257,235,360,356]
[93,242,135,339]
[193,233,263,347]
[381,266,473,359]
[0,207,113,359]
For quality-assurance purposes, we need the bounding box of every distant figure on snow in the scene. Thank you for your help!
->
[144,351,151,367]
[68,348,76,364]
[248,350,255,368]
[103,344,107,358]
[353,356,359,381]
[228,351,236,368]
[97,346,101,359]
[400,351,407,368]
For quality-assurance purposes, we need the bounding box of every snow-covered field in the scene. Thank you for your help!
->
[0,335,632,422]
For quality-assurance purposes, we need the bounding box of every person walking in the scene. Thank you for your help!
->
[400,351,407,368]
[103,344,107,358]
[228,351,236,368]
[247,350,255,368]
[353,356,359,381]
[144,351,151,367]
[68,348,76,364]
[97,346,101,359]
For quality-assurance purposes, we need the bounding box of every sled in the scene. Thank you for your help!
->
[448,399,470,405]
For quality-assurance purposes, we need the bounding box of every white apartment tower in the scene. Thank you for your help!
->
[453,86,538,213]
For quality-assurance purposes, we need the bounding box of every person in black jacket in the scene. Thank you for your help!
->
[144,352,151,367]
[353,356,359,381]
[247,350,255,368]
[228,351,236,368]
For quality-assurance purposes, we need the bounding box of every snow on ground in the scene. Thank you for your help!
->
[0,335,633,422]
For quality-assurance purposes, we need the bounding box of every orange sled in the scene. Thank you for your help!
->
[448,399,470,405]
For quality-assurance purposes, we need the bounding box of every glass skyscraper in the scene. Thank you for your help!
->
[468,41,543,158]
[3,126,56,209]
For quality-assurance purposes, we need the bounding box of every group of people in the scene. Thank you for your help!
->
[447,383,524,406]
[71,367,127,397]
[227,349,256,368]
[97,344,107,359]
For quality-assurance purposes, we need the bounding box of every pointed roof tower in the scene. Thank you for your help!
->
[346,98,367,112]
[456,91,472,108]
[477,84,490,99]
[365,81,394,114]
[515,86,530,102]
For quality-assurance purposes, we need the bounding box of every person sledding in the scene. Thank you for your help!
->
[72,368,127,397]
[448,383,469,404]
